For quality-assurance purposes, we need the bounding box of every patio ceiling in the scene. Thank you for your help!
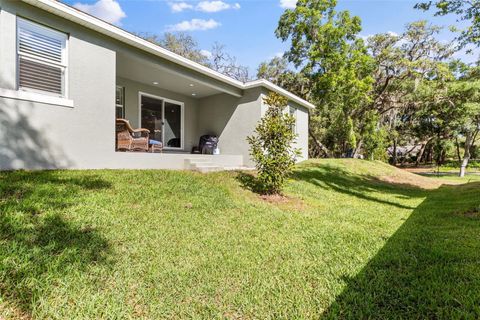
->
[116,52,237,99]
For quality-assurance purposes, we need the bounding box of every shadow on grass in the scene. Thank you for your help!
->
[322,180,480,318]
[236,172,265,194]
[0,171,112,317]
[292,163,427,209]
[287,162,480,317]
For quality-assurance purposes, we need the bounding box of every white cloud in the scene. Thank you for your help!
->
[279,0,296,9]
[167,19,221,31]
[359,34,373,41]
[196,1,241,12]
[200,49,213,58]
[360,31,400,43]
[169,2,194,12]
[168,1,240,13]
[268,51,284,59]
[73,0,126,25]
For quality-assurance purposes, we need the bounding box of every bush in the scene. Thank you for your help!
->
[362,112,388,161]
[471,145,479,159]
[442,159,480,169]
[247,92,300,194]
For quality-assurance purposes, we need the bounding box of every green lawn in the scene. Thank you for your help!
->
[440,160,480,173]
[1,160,479,319]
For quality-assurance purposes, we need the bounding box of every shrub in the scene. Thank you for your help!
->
[362,112,388,161]
[247,92,300,194]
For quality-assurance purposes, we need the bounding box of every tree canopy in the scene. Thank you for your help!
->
[269,0,480,176]
[138,3,480,177]
[415,0,480,48]
[137,32,250,82]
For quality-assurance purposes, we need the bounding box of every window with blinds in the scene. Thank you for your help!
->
[116,86,125,119]
[17,18,68,97]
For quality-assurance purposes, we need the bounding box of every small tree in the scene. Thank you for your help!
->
[247,93,300,194]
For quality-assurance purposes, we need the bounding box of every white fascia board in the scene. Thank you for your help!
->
[244,80,316,110]
[21,0,244,88]
[21,0,316,110]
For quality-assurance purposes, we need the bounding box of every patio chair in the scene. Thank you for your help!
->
[116,118,150,152]
[149,139,163,153]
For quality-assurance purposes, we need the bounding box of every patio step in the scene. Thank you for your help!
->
[184,157,248,173]
[195,164,223,173]
[185,158,222,172]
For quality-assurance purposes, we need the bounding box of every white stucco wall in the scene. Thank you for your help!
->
[196,88,262,167]
[0,1,116,169]
[196,88,310,166]
[259,91,309,162]
[0,1,240,170]
[0,1,308,170]
[288,101,309,162]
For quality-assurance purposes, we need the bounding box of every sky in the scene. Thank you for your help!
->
[62,0,479,76]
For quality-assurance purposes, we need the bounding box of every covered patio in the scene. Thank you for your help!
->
[112,50,258,170]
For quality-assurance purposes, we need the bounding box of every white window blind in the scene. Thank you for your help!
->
[17,18,67,97]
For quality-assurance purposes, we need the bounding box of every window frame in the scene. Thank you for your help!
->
[138,91,185,151]
[116,86,125,119]
[16,17,69,98]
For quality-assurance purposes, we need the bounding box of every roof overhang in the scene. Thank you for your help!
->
[21,0,316,110]
[244,80,316,109]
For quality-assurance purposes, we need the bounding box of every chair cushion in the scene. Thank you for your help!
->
[149,140,163,146]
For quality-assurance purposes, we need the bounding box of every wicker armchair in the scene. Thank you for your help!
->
[116,118,150,152]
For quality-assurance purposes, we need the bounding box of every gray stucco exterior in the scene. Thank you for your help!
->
[0,0,116,169]
[0,0,310,170]
[197,88,264,167]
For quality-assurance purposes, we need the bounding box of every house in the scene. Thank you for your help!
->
[0,0,314,171]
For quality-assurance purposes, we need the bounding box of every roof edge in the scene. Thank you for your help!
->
[21,0,316,110]
[245,80,316,109]
[22,0,244,87]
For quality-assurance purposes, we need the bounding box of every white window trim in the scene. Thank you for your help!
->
[16,17,69,99]
[0,88,74,108]
[116,86,125,118]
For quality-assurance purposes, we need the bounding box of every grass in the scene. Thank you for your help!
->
[417,159,480,174]
[0,159,479,319]
[441,159,480,170]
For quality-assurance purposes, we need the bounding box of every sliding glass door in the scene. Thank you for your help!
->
[140,93,183,149]
[163,102,182,148]
[140,95,163,143]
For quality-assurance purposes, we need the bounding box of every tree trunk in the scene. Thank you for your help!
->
[415,144,426,167]
[459,131,473,178]
[392,138,398,166]
[426,144,433,164]
[440,149,446,165]
[308,128,330,157]
[353,139,363,159]
[455,137,462,163]
[401,145,418,165]
[415,138,432,167]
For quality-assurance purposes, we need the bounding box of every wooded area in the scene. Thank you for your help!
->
[142,0,480,177]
